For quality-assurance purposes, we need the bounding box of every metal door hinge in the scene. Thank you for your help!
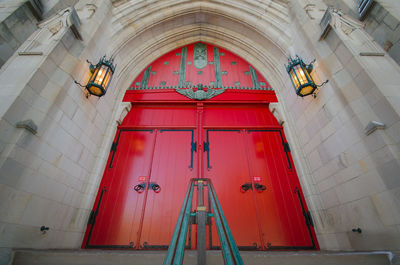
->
[203,142,209,152]
[87,210,96,225]
[283,142,290,152]
[191,141,197,152]
[304,211,314,227]
[110,142,118,152]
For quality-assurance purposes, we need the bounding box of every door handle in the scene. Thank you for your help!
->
[254,183,267,193]
[134,182,146,193]
[240,183,266,193]
[134,182,161,193]
[240,183,252,193]
[148,182,161,193]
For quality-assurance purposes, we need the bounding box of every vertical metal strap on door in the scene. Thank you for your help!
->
[163,180,194,265]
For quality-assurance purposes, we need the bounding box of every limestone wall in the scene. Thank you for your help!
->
[323,0,400,65]
[285,0,400,250]
[0,0,119,248]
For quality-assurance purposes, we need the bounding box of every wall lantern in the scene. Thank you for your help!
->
[285,55,328,98]
[75,55,116,97]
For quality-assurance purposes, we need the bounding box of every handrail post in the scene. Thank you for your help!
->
[197,180,206,265]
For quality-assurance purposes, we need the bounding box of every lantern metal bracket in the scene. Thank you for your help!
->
[73,80,91,98]
[316,79,329,88]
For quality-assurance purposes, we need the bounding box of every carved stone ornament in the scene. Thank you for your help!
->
[175,84,225,100]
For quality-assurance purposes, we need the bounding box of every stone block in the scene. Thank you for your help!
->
[0,40,15,63]
[383,12,400,31]
[0,158,28,188]
[38,161,62,181]
[365,87,384,107]
[0,222,39,248]
[372,98,400,127]
[335,170,386,204]
[46,105,63,123]
[57,94,78,119]
[17,134,61,165]
[39,57,58,80]
[45,202,70,230]
[9,145,42,171]
[315,156,344,182]
[371,187,400,226]
[20,195,53,227]
[345,198,400,250]
[377,160,400,189]
[340,81,363,103]
[58,156,82,180]
[309,149,322,172]
[59,52,78,74]
[365,18,379,35]
[0,248,12,265]
[62,231,83,248]
[318,176,336,192]
[321,188,340,209]
[72,107,91,132]
[335,44,353,66]
[324,53,343,75]
[363,128,386,153]
[386,121,400,145]
[354,70,376,93]
[3,96,31,126]
[370,4,388,23]
[333,68,352,88]
[48,67,70,89]
[388,41,400,64]
[333,162,364,185]
[324,29,341,52]
[371,23,393,46]
[40,80,62,103]
[27,69,49,94]
[345,57,362,78]
[49,42,68,66]
[0,184,31,224]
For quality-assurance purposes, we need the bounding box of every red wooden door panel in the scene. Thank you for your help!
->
[245,130,316,249]
[139,130,196,249]
[85,130,155,248]
[205,130,261,249]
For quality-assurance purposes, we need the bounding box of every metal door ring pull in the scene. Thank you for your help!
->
[134,183,146,193]
[254,183,267,193]
[240,183,252,193]
[150,183,161,193]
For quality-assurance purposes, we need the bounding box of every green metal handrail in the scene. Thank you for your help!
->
[163,178,244,265]
[163,180,195,265]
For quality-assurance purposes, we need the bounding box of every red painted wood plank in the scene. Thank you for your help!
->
[123,89,277,102]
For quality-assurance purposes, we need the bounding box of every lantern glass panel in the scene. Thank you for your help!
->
[289,69,300,89]
[294,65,308,85]
[89,67,99,84]
[88,85,103,96]
[102,69,112,89]
[94,65,108,86]
[299,85,314,96]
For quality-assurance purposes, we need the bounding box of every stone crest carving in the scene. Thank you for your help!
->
[175,84,225,100]
[194,43,207,69]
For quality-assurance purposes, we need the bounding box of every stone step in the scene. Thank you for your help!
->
[10,250,392,265]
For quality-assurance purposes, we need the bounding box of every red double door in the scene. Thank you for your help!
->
[82,103,318,250]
